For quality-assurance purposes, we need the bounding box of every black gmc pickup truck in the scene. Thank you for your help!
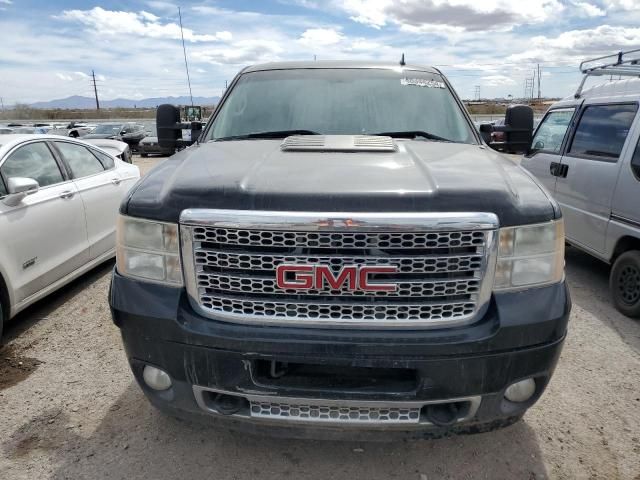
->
[110,61,571,440]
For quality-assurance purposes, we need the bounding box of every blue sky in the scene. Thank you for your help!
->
[1,0,639,104]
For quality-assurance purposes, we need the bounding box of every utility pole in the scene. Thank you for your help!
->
[91,70,100,110]
[537,64,542,99]
[524,76,534,102]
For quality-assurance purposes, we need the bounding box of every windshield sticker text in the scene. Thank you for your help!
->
[400,78,445,88]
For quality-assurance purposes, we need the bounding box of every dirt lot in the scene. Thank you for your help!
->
[1,156,639,480]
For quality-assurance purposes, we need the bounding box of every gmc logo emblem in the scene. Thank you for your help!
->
[276,265,398,292]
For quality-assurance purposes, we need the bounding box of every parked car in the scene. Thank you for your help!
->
[49,122,95,138]
[137,135,175,157]
[83,123,146,151]
[82,138,133,164]
[521,51,640,318]
[0,135,140,338]
[110,61,570,439]
[12,127,36,134]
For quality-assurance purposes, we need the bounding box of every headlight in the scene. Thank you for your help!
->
[494,219,564,291]
[116,215,183,286]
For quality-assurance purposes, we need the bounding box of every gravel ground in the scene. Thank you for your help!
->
[1,156,639,480]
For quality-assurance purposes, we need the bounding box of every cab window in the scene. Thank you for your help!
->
[91,149,115,170]
[55,142,106,178]
[568,104,638,160]
[531,109,575,154]
[1,142,64,188]
[631,137,640,180]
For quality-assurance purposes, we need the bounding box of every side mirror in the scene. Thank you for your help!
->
[157,104,182,149]
[4,177,39,206]
[478,123,493,145]
[485,105,534,154]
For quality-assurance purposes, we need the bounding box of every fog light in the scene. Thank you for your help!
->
[504,378,536,403]
[143,365,172,391]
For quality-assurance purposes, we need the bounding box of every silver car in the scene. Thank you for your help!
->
[521,52,640,317]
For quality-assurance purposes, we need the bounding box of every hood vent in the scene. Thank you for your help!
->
[281,135,397,152]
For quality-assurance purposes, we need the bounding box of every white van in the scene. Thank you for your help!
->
[521,49,640,317]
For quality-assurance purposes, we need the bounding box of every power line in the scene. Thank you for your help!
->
[178,6,194,107]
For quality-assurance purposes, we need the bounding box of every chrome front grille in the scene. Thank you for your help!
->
[180,210,498,328]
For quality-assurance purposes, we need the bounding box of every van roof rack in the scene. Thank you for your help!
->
[575,48,640,98]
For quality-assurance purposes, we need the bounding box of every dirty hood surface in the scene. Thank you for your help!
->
[124,139,557,227]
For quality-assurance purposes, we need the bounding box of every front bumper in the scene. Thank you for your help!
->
[110,271,570,439]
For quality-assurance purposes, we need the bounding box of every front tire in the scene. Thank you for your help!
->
[0,299,4,342]
[610,250,640,318]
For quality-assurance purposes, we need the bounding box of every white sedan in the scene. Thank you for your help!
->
[0,135,140,337]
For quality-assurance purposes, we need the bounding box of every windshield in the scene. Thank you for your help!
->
[93,124,122,134]
[208,69,475,143]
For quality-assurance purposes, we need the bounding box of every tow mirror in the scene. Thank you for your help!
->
[4,177,39,206]
[478,123,493,144]
[485,105,534,154]
[156,104,182,150]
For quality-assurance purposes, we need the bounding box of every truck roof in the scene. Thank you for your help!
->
[552,77,640,109]
[242,60,440,74]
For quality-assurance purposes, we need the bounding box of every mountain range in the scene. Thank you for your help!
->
[27,95,220,109]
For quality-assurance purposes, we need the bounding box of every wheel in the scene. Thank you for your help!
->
[610,250,640,318]
[0,298,4,341]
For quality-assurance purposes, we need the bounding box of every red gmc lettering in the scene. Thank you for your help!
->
[359,266,398,292]
[276,265,397,292]
[315,265,356,290]
[276,265,314,289]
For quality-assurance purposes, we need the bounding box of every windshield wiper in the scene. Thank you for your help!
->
[214,129,320,141]
[372,130,453,142]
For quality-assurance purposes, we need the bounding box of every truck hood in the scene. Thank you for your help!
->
[123,139,558,227]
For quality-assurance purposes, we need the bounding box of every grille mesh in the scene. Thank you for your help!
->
[185,221,491,326]
[200,295,476,321]
[195,251,483,274]
[193,227,485,249]
[197,272,480,297]
[250,400,420,424]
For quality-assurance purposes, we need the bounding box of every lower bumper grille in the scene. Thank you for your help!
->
[250,401,421,424]
[192,386,482,427]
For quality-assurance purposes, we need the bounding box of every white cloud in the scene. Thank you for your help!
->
[0,0,12,4]
[604,0,637,9]
[298,28,344,46]
[481,75,517,87]
[56,73,73,81]
[59,7,232,43]
[571,1,606,17]
[336,0,564,32]
[509,25,640,63]
[140,11,160,22]
[193,40,285,65]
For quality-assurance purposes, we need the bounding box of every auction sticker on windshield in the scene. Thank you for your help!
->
[400,78,446,88]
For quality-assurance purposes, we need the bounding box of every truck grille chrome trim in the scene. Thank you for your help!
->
[180,209,498,329]
[192,386,482,426]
